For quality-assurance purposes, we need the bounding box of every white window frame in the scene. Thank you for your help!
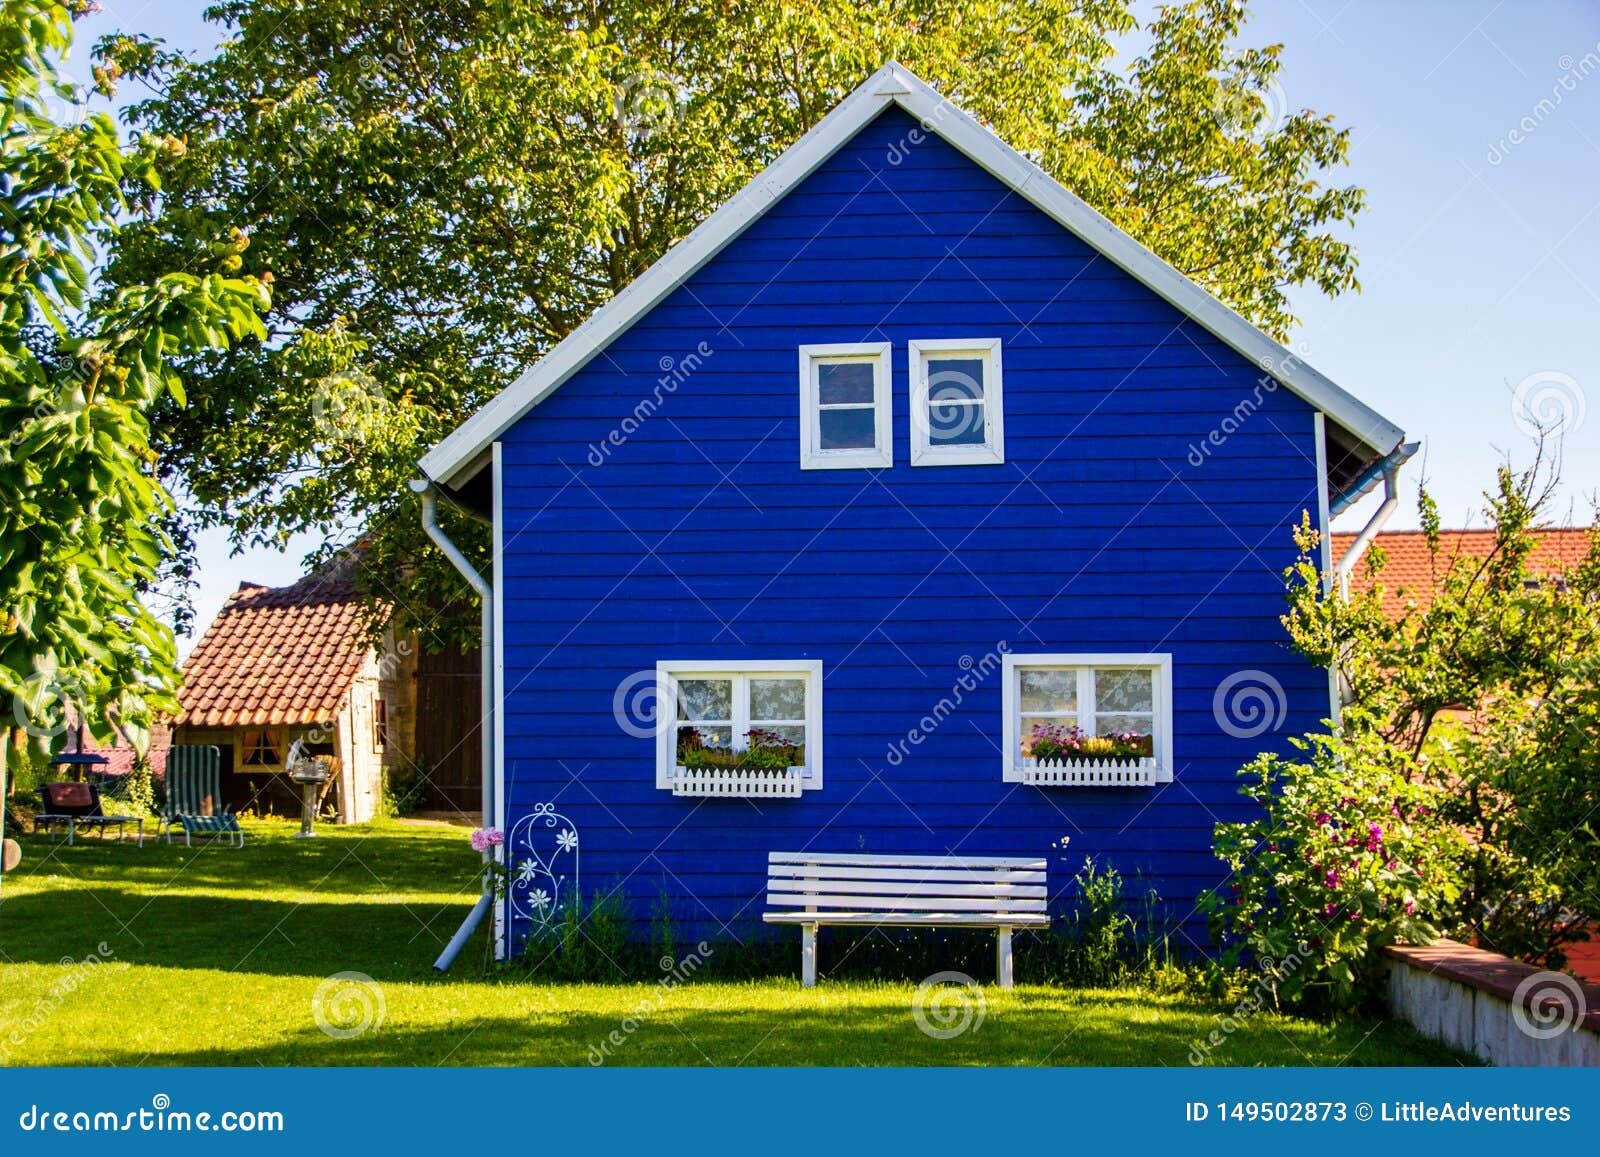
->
[1001,653,1172,783]
[798,343,892,470]
[909,337,1004,466]
[654,660,824,790]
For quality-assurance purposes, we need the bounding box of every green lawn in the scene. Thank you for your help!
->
[0,819,1470,1066]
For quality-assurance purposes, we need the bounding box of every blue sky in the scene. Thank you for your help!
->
[69,0,1600,648]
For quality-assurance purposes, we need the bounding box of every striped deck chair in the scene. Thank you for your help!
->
[162,745,243,848]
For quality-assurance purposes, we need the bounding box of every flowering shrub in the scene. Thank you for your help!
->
[470,827,504,853]
[1025,723,1151,763]
[1200,731,1466,1010]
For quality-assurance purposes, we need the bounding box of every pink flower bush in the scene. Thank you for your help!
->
[1200,731,1466,1010]
[470,827,504,852]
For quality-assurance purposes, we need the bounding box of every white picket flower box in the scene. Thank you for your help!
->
[1018,757,1158,787]
[671,765,804,798]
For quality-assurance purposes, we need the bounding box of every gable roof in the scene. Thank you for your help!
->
[174,575,373,728]
[1331,528,1594,617]
[420,62,1405,490]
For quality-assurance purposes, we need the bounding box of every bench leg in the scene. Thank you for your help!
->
[997,927,1014,990]
[801,923,818,988]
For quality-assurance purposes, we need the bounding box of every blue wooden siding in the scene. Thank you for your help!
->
[496,106,1326,952]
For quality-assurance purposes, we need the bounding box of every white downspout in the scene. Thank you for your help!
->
[1331,461,1403,599]
[411,477,497,971]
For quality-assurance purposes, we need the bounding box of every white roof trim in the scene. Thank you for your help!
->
[420,62,1405,487]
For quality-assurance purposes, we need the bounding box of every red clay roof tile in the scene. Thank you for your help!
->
[1331,528,1593,617]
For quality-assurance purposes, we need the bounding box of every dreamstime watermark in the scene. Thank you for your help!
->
[885,643,1010,766]
[612,669,675,740]
[1212,73,1289,137]
[1511,970,1588,1040]
[16,1095,284,1134]
[0,944,126,1065]
[1187,941,1310,1065]
[311,971,386,1039]
[1212,670,1287,740]
[1510,370,1585,438]
[1186,374,1281,467]
[586,943,715,1065]
[912,970,986,1039]
[885,95,958,166]
[613,69,682,138]
[311,368,386,445]
[586,341,715,466]
[10,668,86,741]
[1487,43,1600,165]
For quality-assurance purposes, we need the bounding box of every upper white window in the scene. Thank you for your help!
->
[909,338,1004,466]
[1001,654,1172,784]
[655,660,824,793]
[798,343,892,470]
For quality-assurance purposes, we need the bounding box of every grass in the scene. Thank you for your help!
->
[0,819,1473,1067]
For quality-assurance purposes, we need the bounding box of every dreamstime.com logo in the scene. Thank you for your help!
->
[311,971,386,1039]
[1212,670,1287,740]
[1511,971,1588,1040]
[912,971,986,1040]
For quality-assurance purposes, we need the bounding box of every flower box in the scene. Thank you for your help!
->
[1019,756,1157,787]
[671,765,804,798]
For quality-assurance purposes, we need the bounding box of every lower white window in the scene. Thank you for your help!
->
[655,660,823,796]
[1002,654,1172,786]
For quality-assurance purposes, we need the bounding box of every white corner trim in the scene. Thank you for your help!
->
[1312,412,1342,732]
[798,342,893,470]
[491,440,507,958]
[1001,653,1174,785]
[653,660,824,792]
[908,338,1004,466]
[419,61,1404,488]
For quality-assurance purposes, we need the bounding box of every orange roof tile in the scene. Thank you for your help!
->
[174,576,373,727]
[1331,528,1594,617]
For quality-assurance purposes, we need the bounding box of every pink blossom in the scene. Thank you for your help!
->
[470,827,505,852]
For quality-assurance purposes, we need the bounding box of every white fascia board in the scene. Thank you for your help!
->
[420,62,1404,488]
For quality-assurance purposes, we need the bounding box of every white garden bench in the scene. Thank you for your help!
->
[762,852,1049,989]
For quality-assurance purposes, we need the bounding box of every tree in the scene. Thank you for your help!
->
[0,0,270,777]
[99,0,1365,645]
[1279,464,1600,967]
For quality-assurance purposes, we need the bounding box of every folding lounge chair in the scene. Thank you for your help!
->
[162,745,243,848]
[34,782,144,847]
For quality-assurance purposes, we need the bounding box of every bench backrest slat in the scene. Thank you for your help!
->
[769,852,1045,870]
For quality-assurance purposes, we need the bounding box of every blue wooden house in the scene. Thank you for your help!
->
[416,64,1411,964]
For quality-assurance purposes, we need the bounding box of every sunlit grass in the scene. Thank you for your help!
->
[0,820,1472,1067]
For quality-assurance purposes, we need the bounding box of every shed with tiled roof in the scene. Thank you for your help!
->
[168,574,418,824]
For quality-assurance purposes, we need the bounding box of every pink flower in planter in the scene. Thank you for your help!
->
[470,827,505,852]
[1324,868,1340,888]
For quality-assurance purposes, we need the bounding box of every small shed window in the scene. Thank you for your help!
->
[653,660,824,794]
[909,338,1004,466]
[798,343,892,470]
[1001,654,1172,785]
[373,698,388,753]
[241,728,284,767]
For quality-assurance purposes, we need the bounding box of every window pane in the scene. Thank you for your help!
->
[1022,714,1077,735]
[1095,713,1152,739]
[819,406,877,450]
[1020,669,1077,713]
[750,677,806,721]
[817,361,876,405]
[755,724,806,754]
[677,678,731,722]
[928,402,986,445]
[927,358,984,400]
[678,724,732,751]
[1095,668,1153,712]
